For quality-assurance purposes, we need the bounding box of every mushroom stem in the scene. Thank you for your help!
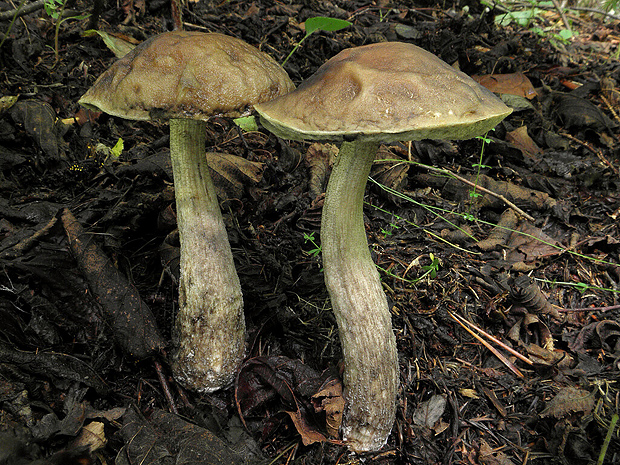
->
[321,139,398,452]
[169,118,245,392]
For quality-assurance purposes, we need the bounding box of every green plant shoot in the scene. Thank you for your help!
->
[468,134,491,208]
[44,0,65,19]
[421,253,440,279]
[281,16,351,66]
[303,232,322,258]
[110,138,124,160]
[44,0,90,65]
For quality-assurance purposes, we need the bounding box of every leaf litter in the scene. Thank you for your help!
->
[0,1,619,464]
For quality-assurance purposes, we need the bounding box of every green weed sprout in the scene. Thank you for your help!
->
[44,0,90,64]
[421,253,440,280]
[483,1,576,50]
[381,222,399,237]
[470,134,492,201]
[281,16,351,67]
[597,413,618,465]
[303,232,321,258]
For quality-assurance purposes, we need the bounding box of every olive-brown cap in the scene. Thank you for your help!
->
[79,31,295,121]
[254,42,512,142]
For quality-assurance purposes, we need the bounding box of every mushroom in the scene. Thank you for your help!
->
[79,31,294,392]
[254,41,511,451]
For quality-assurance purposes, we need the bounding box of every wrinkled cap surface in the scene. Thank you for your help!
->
[255,41,512,142]
[79,31,295,121]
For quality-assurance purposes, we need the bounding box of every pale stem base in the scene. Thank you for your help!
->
[169,118,245,392]
[321,139,398,452]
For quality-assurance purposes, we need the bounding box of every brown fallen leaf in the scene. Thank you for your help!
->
[478,439,518,465]
[506,125,542,163]
[444,173,557,212]
[370,147,410,198]
[472,72,537,99]
[305,143,337,199]
[235,356,342,446]
[553,93,615,131]
[285,410,329,446]
[118,406,247,465]
[72,421,107,452]
[10,100,65,163]
[524,343,574,369]
[312,377,344,438]
[505,222,563,265]
[207,152,264,200]
[412,394,447,428]
[540,386,594,418]
[510,275,562,319]
[476,209,519,252]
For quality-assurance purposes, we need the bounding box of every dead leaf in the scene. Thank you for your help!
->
[595,320,620,353]
[82,30,138,58]
[525,343,573,369]
[371,148,410,198]
[72,421,107,452]
[0,94,19,111]
[553,93,615,131]
[0,343,108,394]
[479,439,518,465]
[285,410,328,446]
[510,275,562,319]
[10,100,64,162]
[472,72,537,99]
[305,143,337,198]
[412,394,447,428]
[236,356,339,446]
[312,377,344,438]
[460,388,480,399]
[476,209,518,251]
[506,126,542,162]
[117,406,246,465]
[540,386,594,418]
[505,222,563,265]
[444,174,557,212]
[207,152,264,200]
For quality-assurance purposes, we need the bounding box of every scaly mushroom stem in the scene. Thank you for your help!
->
[321,139,398,452]
[169,118,245,392]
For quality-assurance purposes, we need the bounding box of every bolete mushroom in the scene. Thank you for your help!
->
[79,31,294,392]
[254,41,511,451]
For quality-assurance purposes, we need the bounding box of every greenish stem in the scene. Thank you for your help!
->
[169,118,245,393]
[321,139,398,452]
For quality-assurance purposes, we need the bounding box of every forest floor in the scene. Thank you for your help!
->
[1,1,619,464]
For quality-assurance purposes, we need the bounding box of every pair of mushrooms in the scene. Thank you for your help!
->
[80,32,511,452]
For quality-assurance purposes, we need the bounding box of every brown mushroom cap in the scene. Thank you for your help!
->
[79,31,295,121]
[255,41,512,142]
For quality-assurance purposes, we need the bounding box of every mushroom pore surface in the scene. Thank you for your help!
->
[255,41,511,141]
[79,31,295,121]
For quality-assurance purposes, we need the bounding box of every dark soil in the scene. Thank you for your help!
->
[1,1,619,464]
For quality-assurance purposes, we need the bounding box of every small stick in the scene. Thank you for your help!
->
[557,304,620,313]
[420,164,536,222]
[450,311,534,366]
[560,131,619,176]
[0,0,45,21]
[448,312,525,378]
[551,0,572,33]
[154,358,179,414]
